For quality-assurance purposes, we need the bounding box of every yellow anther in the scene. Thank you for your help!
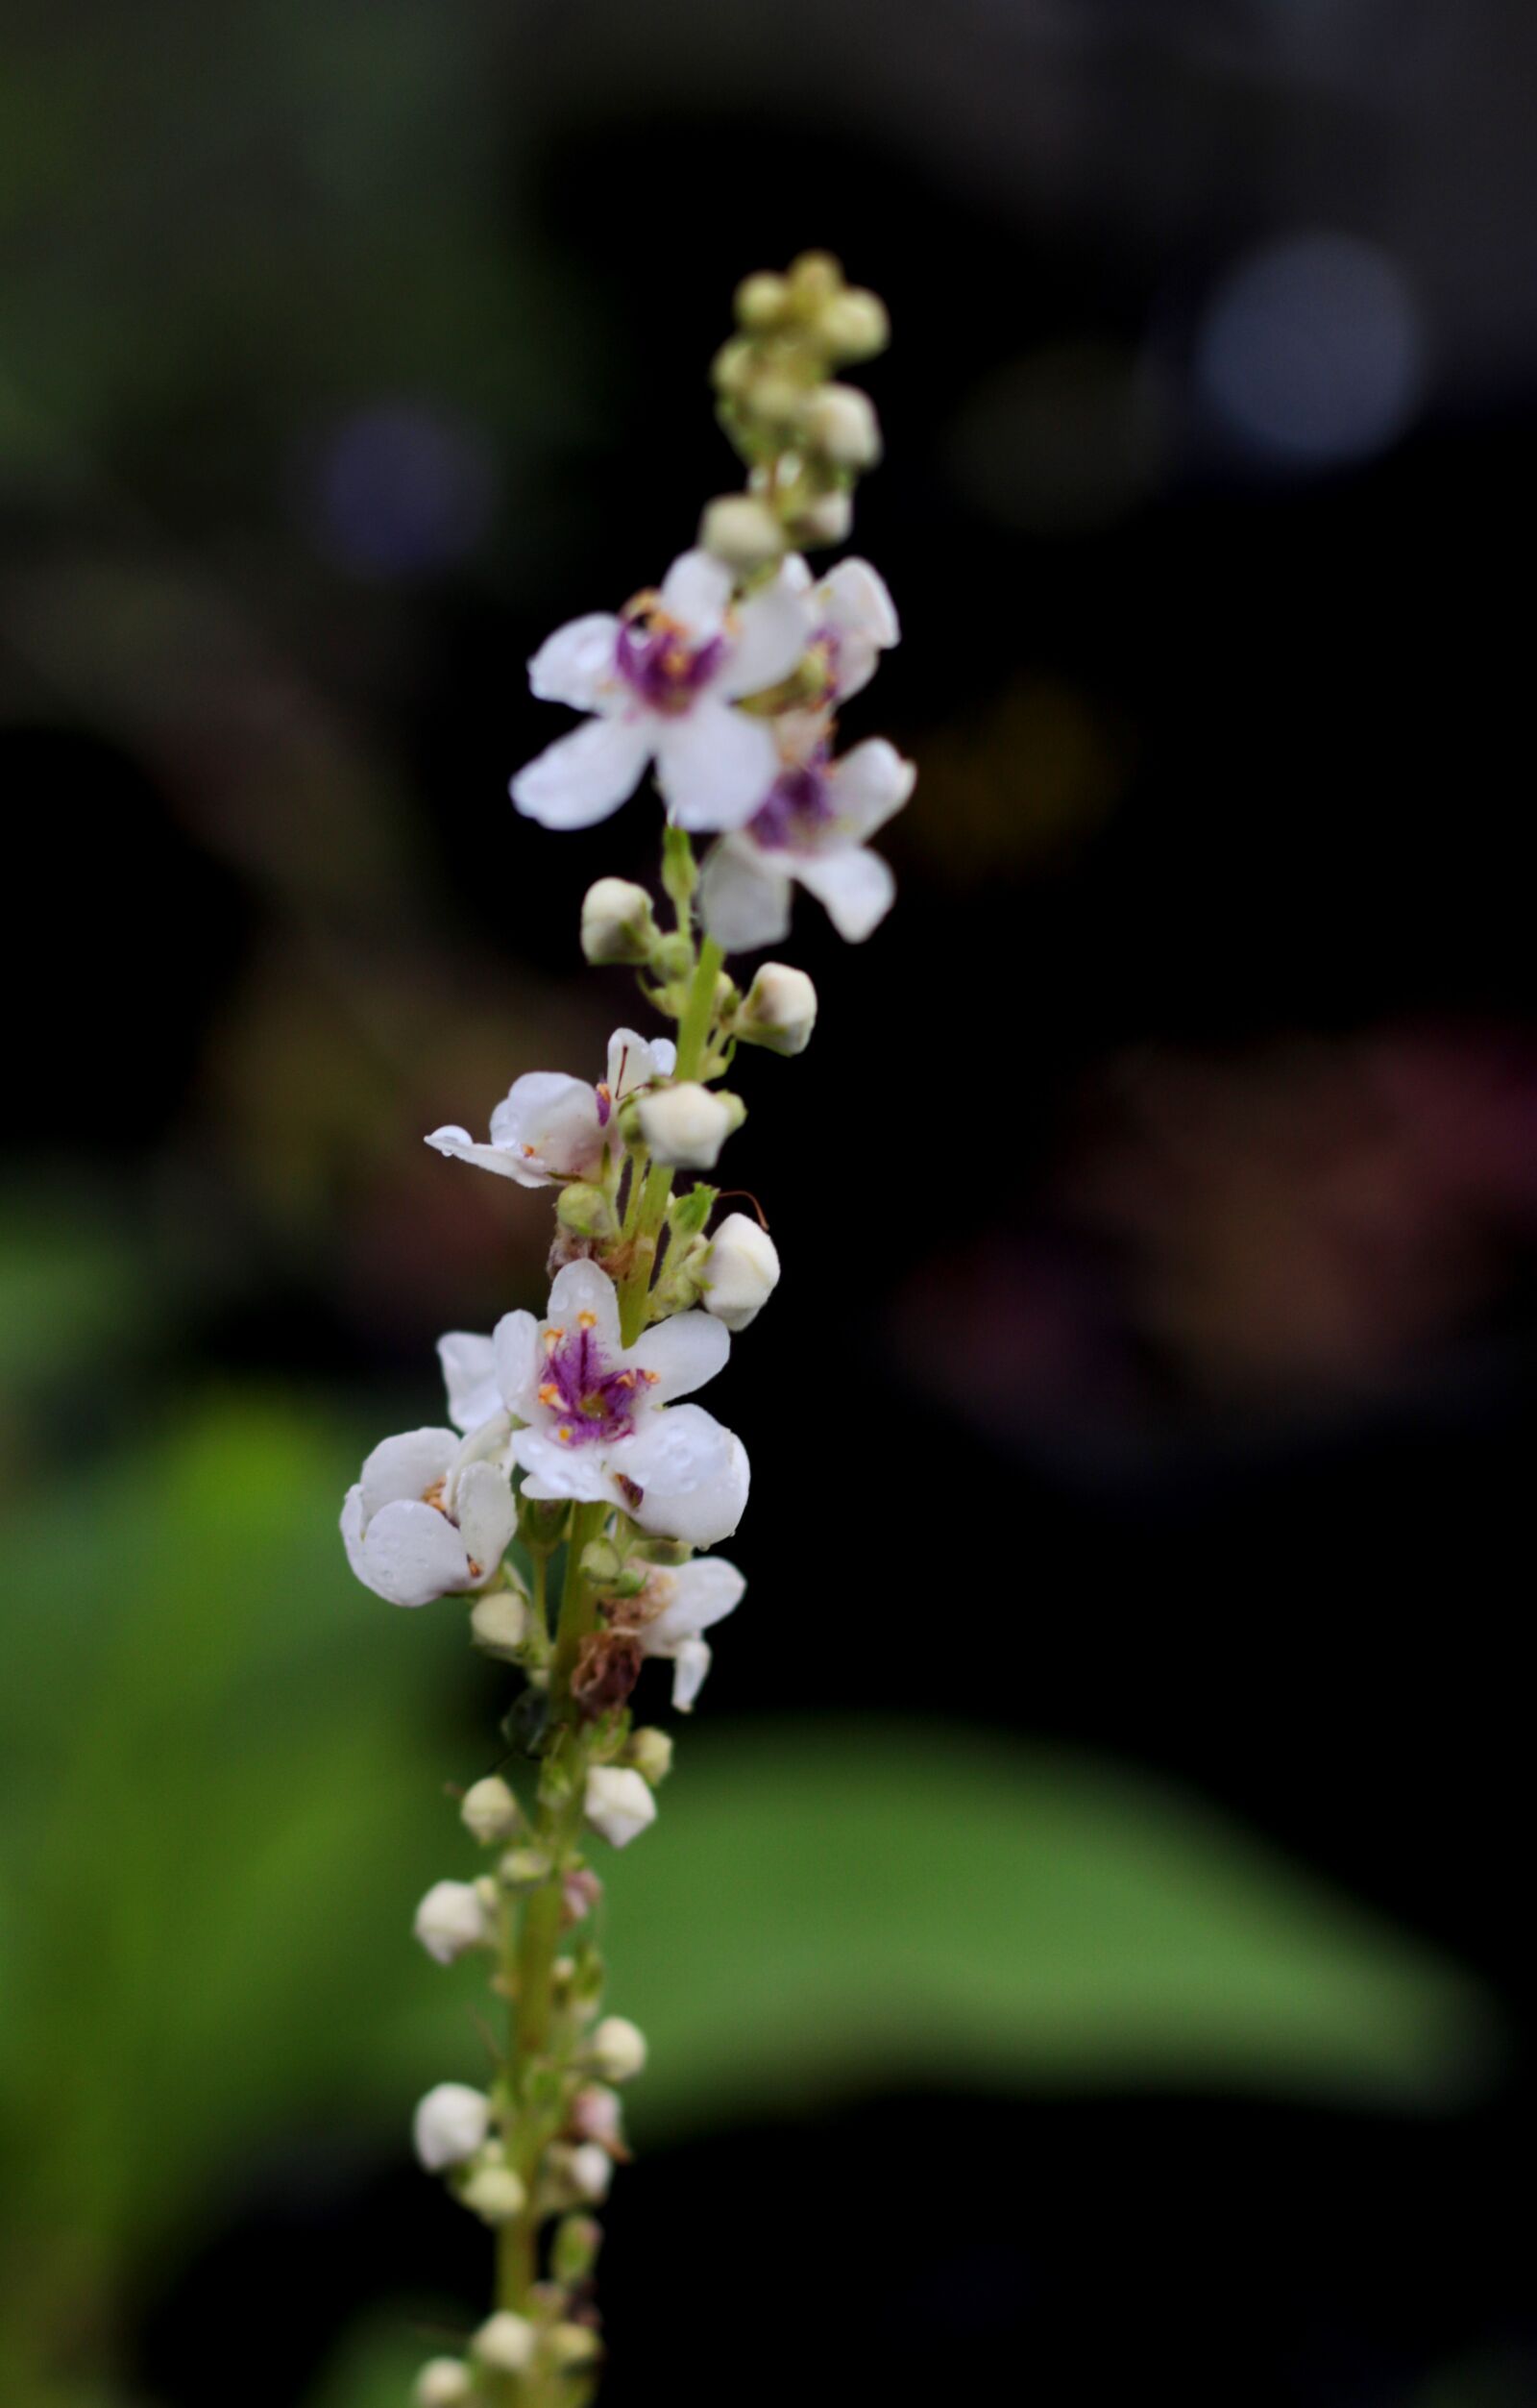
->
[538,1382,560,1408]
[577,1311,598,1329]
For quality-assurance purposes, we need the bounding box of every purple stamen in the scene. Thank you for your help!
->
[747,756,838,853]
[615,614,727,715]
[540,1321,645,1446]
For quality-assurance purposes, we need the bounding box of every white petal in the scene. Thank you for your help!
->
[511,715,652,830]
[360,1497,472,1608]
[359,1428,459,1518]
[823,557,899,649]
[645,1555,746,1648]
[654,698,778,833]
[438,1332,500,1435]
[698,838,793,953]
[720,571,812,699]
[792,844,896,943]
[613,1407,749,1547]
[512,1426,623,1506]
[426,1125,548,1186]
[528,612,621,709]
[546,1260,622,1351]
[451,1461,518,1580]
[658,548,732,637]
[829,738,916,841]
[493,1311,540,1418]
[606,1027,675,1096]
[628,1310,730,1403]
[489,1072,603,1180]
[671,1638,713,1711]
[340,1485,368,1584]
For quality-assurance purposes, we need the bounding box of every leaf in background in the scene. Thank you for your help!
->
[600,1722,1498,2134]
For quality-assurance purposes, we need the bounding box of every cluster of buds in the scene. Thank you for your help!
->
[340,256,912,2399]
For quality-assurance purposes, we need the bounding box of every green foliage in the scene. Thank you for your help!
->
[604,1722,1498,2133]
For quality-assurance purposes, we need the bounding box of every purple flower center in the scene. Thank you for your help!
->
[538,1315,653,1446]
[747,757,838,852]
[615,611,726,716]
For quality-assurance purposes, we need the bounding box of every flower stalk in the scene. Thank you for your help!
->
[341,254,915,2405]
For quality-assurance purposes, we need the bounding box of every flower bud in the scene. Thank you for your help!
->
[414,2358,473,2407]
[546,2139,613,2204]
[460,1774,521,1846]
[701,1211,781,1330]
[472,2311,537,2375]
[413,1880,493,1965]
[700,494,786,573]
[461,2160,528,2224]
[413,2082,491,2171]
[583,1765,657,1849]
[552,2213,603,2285]
[794,486,853,546]
[819,286,890,362]
[634,1083,744,1170]
[712,337,757,398]
[570,2083,623,2150]
[624,1726,674,1786]
[734,963,817,1056]
[789,249,843,307]
[499,1845,553,1889]
[556,1181,619,1241]
[801,383,882,468]
[580,876,658,967]
[586,2014,648,2083]
[547,2323,603,2371]
[735,270,791,330]
[470,1585,530,1659]
[519,1494,571,1552]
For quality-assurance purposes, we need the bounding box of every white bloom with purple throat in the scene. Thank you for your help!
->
[792,553,900,705]
[699,733,915,950]
[496,1260,748,1548]
[511,550,810,832]
[426,1027,674,1187]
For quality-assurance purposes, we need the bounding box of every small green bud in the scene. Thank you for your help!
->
[551,2213,604,2286]
[650,931,694,982]
[519,1495,572,1552]
[461,1774,523,1845]
[546,2323,603,2372]
[819,285,890,362]
[498,1846,553,1889]
[625,1727,674,1787]
[472,2313,537,2376]
[712,336,757,397]
[579,1537,624,1586]
[670,1183,719,1238]
[801,382,882,468]
[735,270,791,330]
[636,1536,691,1567]
[580,876,658,967]
[470,1586,530,1659]
[789,249,843,307]
[699,493,786,573]
[557,1182,619,1241]
[611,1562,649,1598]
[460,2161,528,2224]
[660,823,698,907]
[747,373,808,429]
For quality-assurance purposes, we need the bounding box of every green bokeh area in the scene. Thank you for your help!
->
[0,1374,1498,2403]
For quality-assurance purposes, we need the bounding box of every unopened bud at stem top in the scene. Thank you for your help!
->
[581,877,658,967]
[584,1765,657,1849]
[460,1775,522,1846]
[701,1211,781,1329]
[699,494,786,574]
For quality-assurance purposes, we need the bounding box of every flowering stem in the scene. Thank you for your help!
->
[616,927,723,1346]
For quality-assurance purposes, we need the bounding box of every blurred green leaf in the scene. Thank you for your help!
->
[0,1188,150,1396]
[602,1722,1498,2131]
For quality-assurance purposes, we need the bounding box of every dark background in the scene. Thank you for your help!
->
[3,5,1534,2403]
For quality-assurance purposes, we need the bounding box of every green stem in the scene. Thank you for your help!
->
[615,935,723,1347]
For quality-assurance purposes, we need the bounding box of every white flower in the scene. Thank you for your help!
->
[413,1879,494,1965]
[635,1556,745,1711]
[586,2015,648,2082]
[413,2082,491,2171]
[699,733,915,951]
[460,1775,522,1845]
[414,2359,473,2407]
[426,1027,674,1190]
[510,550,810,833]
[580,877,658,966]
[735,962,817,1056]
[797,554,900,703]
[341,1429,516,1609]
[634,1080,743,1170]
[472,2313,537,2375]
[494,1260,748,1548]
[584,1765,657,1848]
[701,1213,781,1331]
